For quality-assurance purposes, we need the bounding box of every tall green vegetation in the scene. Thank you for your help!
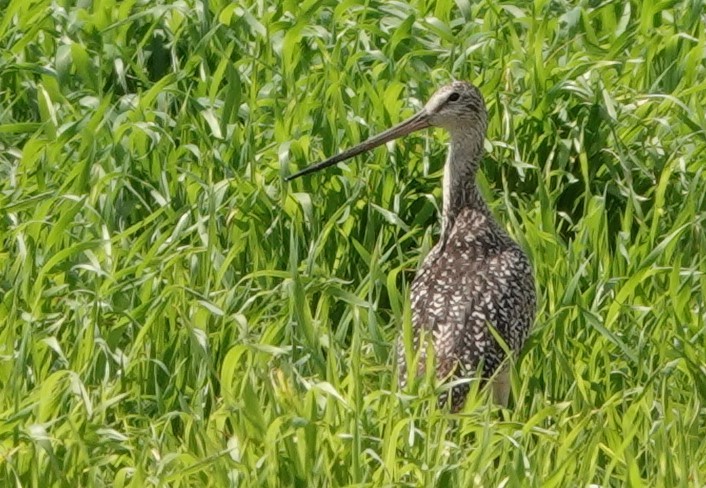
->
[1,0,705,485]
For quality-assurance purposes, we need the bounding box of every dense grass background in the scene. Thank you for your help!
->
[1,0,705,486]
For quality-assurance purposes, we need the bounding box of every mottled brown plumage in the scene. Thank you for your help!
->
[287,81,536,411]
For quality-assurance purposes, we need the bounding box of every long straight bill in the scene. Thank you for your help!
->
[285,110,430,181]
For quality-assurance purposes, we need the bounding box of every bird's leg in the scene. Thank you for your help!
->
[490,363,511,407]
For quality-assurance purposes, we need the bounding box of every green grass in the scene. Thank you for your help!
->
[1,0,705,486]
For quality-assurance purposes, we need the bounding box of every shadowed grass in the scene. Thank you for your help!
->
[1,0,705,486]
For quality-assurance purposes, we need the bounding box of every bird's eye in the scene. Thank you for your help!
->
[448,92,460,102]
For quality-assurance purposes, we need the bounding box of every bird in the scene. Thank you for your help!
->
[286,81,536,411]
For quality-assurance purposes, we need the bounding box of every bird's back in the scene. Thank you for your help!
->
[399,206,536,409]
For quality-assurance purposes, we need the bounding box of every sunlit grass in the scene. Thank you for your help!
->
[1,0,705,486]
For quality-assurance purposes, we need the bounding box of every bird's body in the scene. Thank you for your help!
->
[287,81,536,411]
[403,204,535,409]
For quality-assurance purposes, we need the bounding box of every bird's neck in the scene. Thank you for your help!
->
[440,132,488,237]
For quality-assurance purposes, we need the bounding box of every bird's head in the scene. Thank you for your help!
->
[285,81,487,181]
[423,81,487,134]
